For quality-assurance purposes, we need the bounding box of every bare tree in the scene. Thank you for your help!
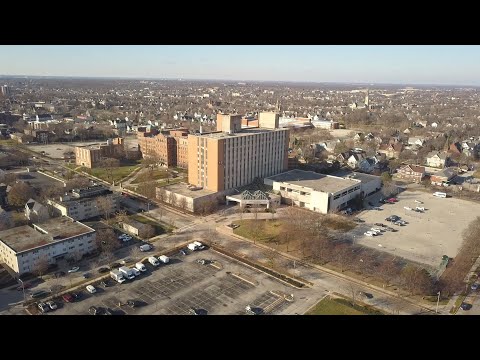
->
[95,228,119,256]
[114,209,128,224]
[100,158,120,183]
[157,187,167,203]
[168,192,177,207]
[33,255,50,279]
[96,195,115,221]
[179,197,188,214]
[143,224,156,239]
[65,176,90,191]
[157,206,165,221]
[348,283,359,307]
[129,246,142,259]
[269,200,279,221]
[7,182,35,207]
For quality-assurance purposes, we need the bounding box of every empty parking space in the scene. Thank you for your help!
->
[352,190,480,268]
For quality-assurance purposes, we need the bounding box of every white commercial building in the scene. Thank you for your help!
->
[264,169,362,214]
[0,216,96,275]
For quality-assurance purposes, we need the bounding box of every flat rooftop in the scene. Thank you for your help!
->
[331,169,381,184]
[266,169,359,194]
[190,127,287,139]
[162,183,216,199]
[0,217,94,253]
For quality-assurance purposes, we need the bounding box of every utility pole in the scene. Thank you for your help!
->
[436,291,441,314]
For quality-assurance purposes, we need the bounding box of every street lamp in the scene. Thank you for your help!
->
[18,278,26,304]
[436,291,441,314]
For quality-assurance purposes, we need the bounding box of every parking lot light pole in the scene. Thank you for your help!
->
[436,291,441,314]
[18,278,26,304]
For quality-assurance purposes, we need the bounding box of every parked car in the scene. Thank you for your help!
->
[179,249,188,256]
[460,302,472,311]
[368,201,374,206]
[86,285,96,294]
[30,290,50,299]
[126,300,137,308]
[358,291,374,299]
[68,266,79,273]
[62,293,74,303]
[353,218,365,223]
[46,300,57,310]
[120,258,132,265]
[88,306,101,315]
[371,228,383,233]
[38,302,50,313]
[364,231,375,237]
[374,223,385,227]
[139,244,152,252]
[98,267,109,274]
[100,280,109,288]
[471,283,479,291]
[82,272,90,279]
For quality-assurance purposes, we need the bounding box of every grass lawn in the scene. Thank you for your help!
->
[322,215,357,232]
[0,139,17,147]
[130,214,174,235]
[306,297,383,315]
[233,216,356,244]
[130,169,169,184]
[83,165,140,183]
[234,219,284,243]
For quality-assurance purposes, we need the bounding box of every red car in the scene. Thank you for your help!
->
[62,293,74,303]
[388,198,398,203]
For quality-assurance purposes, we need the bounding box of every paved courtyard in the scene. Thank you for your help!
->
[350,190,480,268]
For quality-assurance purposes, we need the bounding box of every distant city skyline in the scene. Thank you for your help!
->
[1,45,480,86]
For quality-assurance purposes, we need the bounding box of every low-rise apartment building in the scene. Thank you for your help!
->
[47,185,118,221]
[0,216,96,275]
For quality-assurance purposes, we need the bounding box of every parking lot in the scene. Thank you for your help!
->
[350,190,480,268]
[42,249,300,315]
[25,138,139,160]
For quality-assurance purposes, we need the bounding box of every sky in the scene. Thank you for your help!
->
[0,45,479,86]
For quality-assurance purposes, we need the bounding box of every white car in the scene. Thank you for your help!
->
[370,228,382,233]
[364,231,375,237]
[414,200,423,204]
[86,285,96,294]
[68,266,80,273]
[131,268,141,277]
[416,207,425,211]
[404,206,412,211]
[46,300,57,310]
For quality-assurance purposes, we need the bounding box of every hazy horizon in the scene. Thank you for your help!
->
[1,45,480,86]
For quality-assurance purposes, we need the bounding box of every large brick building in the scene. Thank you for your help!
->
[137,128,189,168]
[75,138,124,168]
[187,113,289,192]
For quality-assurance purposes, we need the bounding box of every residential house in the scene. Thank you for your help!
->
[347,153,365,169]
[0,207,13,229]
[426,151,449,168]
[358,158,377,173]
[317,140,339,153]
[449,142,462,156]
[353,133,364,142]
[408,137,426,147]
[24,198,50,222]
[396,164,425,183]
[337,151,352,163]
[430,167,456,186]
[461,141,480,158]
[378,143,403,159]
[403,128,411,134]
